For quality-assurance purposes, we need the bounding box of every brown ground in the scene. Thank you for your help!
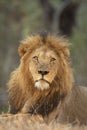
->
[0,114,86,130]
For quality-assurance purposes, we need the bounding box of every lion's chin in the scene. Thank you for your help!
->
[35,80,50,90]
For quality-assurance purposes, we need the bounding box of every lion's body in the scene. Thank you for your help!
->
[8,33,87,124]
[50,86,87,124]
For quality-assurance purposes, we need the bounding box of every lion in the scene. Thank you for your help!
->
[7,32,87,125]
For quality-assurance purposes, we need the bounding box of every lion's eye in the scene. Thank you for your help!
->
[33,56,38,61]
[50,58,56,63]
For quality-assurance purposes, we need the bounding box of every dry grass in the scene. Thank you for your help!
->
[0,114,87,130]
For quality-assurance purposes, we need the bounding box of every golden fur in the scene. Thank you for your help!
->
[7,33,87,124]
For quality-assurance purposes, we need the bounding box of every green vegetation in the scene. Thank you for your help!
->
[0,106,8,114]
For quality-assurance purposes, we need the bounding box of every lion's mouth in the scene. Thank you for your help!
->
[35,79,50,90]
[35,78,50,85]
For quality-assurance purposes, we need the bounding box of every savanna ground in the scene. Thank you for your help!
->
[0,114,87,130]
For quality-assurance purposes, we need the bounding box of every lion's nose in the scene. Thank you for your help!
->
[38,70,49,75]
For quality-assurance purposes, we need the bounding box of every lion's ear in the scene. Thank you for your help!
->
[18,43,29,57]
[63,46,70,58]
[60,44,70,58]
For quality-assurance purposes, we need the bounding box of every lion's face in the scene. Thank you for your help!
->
[18,34,73,94]
[29,46,58,90]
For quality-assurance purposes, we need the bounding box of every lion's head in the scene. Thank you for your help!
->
[18,33,73,95]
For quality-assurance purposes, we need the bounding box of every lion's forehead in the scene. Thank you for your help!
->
[32,47,57,59]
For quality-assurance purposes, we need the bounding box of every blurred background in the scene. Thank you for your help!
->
[0,0,87,113]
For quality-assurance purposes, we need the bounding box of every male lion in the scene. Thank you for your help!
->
[8,32,87,124]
